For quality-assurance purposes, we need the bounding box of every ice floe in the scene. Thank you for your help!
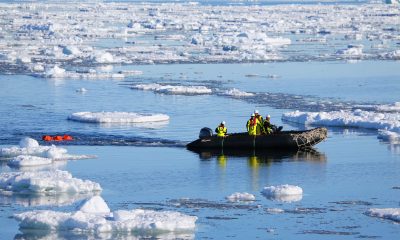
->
[132,83,212,95]
[261,184,303,203]
[282,109,400,133]
[365,208,400,223]
[0,192,97,207]
[220,88,254,97]
[68,111,170,123]
[14,196,197,233]
[375,102,400,112]
[378,130,400,144]
[0,170,102,194]
[226,192,256,202]
[0,137,96,161]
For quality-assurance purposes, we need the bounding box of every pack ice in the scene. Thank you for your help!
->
[14,196,197,233]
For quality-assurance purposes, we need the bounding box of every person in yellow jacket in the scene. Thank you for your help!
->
[254,109,264,135]
[215,121,227,137]
[246,113,262,136]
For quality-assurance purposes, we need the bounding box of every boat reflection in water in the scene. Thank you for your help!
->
[189,148,326,168]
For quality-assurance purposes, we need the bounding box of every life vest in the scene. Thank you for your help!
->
[216,126,227,137]
[255,116,264,134]
[246,118,259,136]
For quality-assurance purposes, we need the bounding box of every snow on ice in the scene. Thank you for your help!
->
[226,192,256,202]
[14,196,197,233]
[132,83,212,95]
[0,170,102,194]
[68,112,170,123]
[261,184,303,203]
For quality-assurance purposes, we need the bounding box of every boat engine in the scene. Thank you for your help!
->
[199,127,213,139]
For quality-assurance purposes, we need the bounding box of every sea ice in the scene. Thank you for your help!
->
[221,88,254,97]
[282,109,400,133]
[261,184,303,203]
[14,196,197,233]
[8,155,53,167]
[226,192,256,202]
[0,137,96,161]
[132,83,212,95]
[68,111,170,123]
[365,208,400,223]
[0,170,102,194]
[378,130,400,144]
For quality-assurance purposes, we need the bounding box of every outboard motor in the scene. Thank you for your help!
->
[199,127,213,139]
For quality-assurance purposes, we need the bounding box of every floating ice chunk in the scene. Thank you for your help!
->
[221,88,254,97]
[282,109,400,133]
[14,196,197,233]
[62,45,81,56]
[45,65,65,78]
[68,111,170,123]
[265,208,285,214]
[365,208,400,223]
[93,52,114,63]
[77,195,110,214]
[261,184,303,203]
[0,137,96,160]
[336,44,363,57]
[375,102,400,112]
[76,88,87,93]
[226,192,255,202]
[19,137,39,148]
[8,155,52,167]
[0,170,102,194]
[132,83,212,95]
[378,130,400,144]
[31,64,45,72]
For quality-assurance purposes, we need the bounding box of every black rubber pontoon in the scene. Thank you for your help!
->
[187,127,327,150]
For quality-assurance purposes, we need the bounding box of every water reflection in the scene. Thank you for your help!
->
[190,148,326,166]
[15,230,195,240]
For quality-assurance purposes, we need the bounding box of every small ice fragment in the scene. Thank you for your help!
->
[365,208,400,223]
[226,192,255,202]
[261,184,303,203]
[76,88,87,93]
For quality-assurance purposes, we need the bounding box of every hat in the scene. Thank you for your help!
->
[266,114,270,119]
[221,121,226,125]
[254,109,259,114]
[251,113,255,117]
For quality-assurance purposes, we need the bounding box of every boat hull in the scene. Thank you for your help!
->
[187,127,327,150]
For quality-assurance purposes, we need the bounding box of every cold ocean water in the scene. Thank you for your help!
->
[1,0,400,239]
[1,60,399,239]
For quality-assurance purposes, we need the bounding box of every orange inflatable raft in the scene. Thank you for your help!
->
[42,135,73,141]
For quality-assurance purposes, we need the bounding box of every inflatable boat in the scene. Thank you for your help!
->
[187,127,327,150]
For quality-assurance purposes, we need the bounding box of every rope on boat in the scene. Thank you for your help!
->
[291,128,328,149]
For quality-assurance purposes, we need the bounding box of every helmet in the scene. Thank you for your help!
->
[254,109,259,114]
[251,113,255,117]
[266,114,270,119]
[221,121,226,125]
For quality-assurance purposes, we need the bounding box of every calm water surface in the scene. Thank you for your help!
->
[0,61,399,239]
